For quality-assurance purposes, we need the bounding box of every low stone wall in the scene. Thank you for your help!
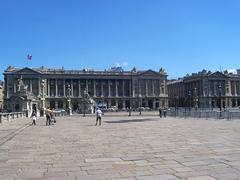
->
[0,112,26,123]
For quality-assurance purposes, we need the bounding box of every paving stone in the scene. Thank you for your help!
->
[187,176,217,180]
[137,174,180,180]
[1,114,240,179]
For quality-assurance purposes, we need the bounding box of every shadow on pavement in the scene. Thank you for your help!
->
[105,118,157,124]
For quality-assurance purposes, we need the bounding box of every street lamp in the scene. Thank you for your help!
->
[218,85,222,118]
[139,94,142,115]
[188,90,191,116]
[67,84,72,115]
[83,88,88,117]
[40,79,45,116]
[128,71,133,116]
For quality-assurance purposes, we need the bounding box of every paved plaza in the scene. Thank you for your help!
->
[1,113,240,180]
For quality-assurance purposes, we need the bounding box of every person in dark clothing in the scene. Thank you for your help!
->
[159,108,162,118]
[46,112,51,126]
[163,108,167,117]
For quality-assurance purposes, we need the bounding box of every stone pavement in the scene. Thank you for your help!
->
[1,113,240,180]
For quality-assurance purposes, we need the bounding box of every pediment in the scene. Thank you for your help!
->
[208,71,227,79]
[139,69,159,76]
[16,67,40,75]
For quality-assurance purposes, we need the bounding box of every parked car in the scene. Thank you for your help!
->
[107,106,118,112]
[53,109,66,113]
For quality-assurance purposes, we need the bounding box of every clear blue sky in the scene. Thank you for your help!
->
[1,0,240,80]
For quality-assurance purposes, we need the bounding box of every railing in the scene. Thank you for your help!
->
[0,112,26,123]
[167,107,240,120]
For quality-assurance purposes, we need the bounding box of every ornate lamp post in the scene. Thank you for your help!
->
[129,71,133,116]
[67,84,72,115]
[83,88,87,117]
[188,90,191,116]
[139,94,142,115]
[40,79,45,116]
[218,85,222,118]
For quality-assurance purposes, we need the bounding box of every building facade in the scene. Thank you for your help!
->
[0,80,3,112]
[4,66,168,116]
[168,70,240,109]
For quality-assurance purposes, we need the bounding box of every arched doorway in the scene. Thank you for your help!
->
[118,100,123,109]
[73,101,79,112]
[58,101,63,109]
[148,99,153,109]
[15,104,20,112]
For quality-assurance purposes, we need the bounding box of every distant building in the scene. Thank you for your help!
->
[237,69,240,75]
[0,80,3,111]
[167,70,240,108]
[4,66,168,116]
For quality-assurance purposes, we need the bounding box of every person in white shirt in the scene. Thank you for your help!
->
[95,108,102,126]
[31,111,37,126]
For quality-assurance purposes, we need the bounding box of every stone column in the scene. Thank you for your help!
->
[55,101,58,109]
[63,80,66,97]
[93,79,96,97]
[115,100,118,108]
[159,80,161,96]
[228,98,232,108]
[55,79,58,97]
[13,81,16,93]
[122,100,126,109]
[47,79,50,97]
[228,80,231,95]
[71,80,73,96]
[115,79,118,97]
[86,80,88,93]
[78,79,81,97]
[145,80,148,97]
[152,80,154,96]
[38,78,41,96]
[108,80,111,97]
[139,80,142,96]
[122,80,125,97]
[234,81,237,96]
[163,80,166,95]
[130,80,133,97]
[63,101,66,109]
[101,80,104,97]
[153,99,156,109]
[30,79,33,93]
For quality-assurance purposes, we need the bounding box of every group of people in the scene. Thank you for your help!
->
[159,107,167,118]
[32,106,167,126]
[45,109,56,126]
[31,108,56,126]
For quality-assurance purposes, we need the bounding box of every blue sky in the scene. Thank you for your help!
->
[0,0,240,80]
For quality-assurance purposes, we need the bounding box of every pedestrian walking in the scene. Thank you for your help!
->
[46,108,51,126]
[31,110,36,125]
[163,107,167,118]
[95,108,102,126]
[50,111,56,124]
[159,108,162,118]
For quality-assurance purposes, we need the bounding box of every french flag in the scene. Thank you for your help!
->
[27,54,32,60]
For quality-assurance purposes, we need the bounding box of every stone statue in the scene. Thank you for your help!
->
[83,88,90,99]
[17,76,28,92]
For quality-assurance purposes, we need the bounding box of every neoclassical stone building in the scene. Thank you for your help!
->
[4,66,168,116]
[168,70,240,108]
[0,80,3,111]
